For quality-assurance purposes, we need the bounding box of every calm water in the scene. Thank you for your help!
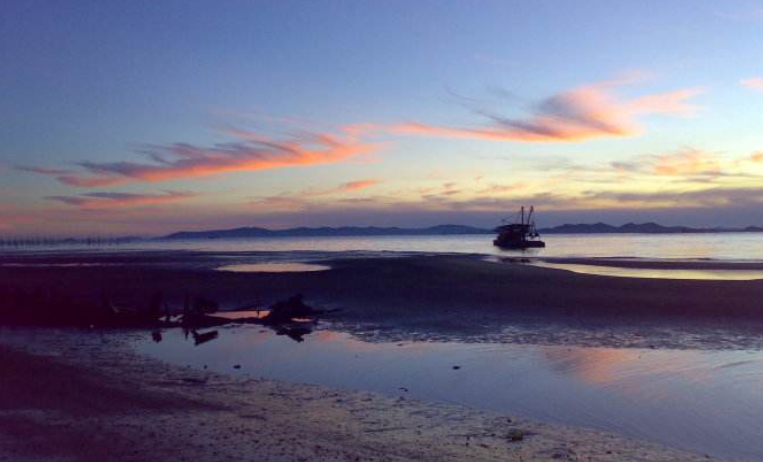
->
[136,326,763,461]
[5,233,763,261]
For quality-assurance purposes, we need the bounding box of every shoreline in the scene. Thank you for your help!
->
[0,328,731,462]
[535,256,763,270]
[3,251,763,349]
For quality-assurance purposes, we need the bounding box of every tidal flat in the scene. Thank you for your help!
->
[2,251,763,461]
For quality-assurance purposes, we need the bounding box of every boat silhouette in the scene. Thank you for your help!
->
[493,206,546,249]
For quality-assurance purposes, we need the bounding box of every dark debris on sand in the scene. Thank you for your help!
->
[0,286,328,339]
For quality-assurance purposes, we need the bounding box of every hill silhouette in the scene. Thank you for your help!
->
[160,222,763,240]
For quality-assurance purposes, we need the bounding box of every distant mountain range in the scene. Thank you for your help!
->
[161,222,763,239]
[162,224,492,239]
[539,222,763,234]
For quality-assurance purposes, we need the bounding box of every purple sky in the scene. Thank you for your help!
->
[2,1,763,235]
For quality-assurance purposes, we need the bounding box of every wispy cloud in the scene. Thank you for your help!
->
[714,5,763,22]
[391,80,702,142]
[0,215,36,230]
[46,191,195,209]
[249,178,381,211]
[334,178,380,193]
[478,182,526,194]
[15,166,74,175]
[22,127,379,188]
[585,187,763,208]
[650,149,722,176]
[612,147,722,178]
[741,77,763,92]
[0,203,39,231]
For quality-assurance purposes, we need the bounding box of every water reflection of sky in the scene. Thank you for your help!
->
[6,233,763,262]
[135,326,763,461]
[532,261,763,280]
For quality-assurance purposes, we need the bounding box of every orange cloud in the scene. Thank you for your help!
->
[336,178,380,192]
[478,182,526,194]
[306,178,382,196]
[56,175,133,188]
[750,152,763,162]
[612,148,722,178]
[741,77,763,92]
[651,149,721,176]
[250,179,381,211]
[0,216,33,230]
[391,81,702,142]
[626,87,703,115]
[46,191,195,209]
[0,205,39,231]
[26,127,379,188]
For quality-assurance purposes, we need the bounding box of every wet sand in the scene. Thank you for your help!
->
[2,251,761,460]
[2,252,763,348]
[0,330,730,462]
[538,256,763,270]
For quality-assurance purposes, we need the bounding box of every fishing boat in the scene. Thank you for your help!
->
[493,206,546,249]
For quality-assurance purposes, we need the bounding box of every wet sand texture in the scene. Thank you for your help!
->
[0,336,727,462]
[2,253,763,323]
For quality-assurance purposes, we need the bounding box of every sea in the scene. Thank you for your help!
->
[4,232,763,261]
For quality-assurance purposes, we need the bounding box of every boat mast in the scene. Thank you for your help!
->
[520,206,525,225]
[527,206,534,225]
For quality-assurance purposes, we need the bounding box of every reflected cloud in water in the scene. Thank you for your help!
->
[135,325,763,461]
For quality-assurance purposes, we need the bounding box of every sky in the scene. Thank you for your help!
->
[2,0,763,236]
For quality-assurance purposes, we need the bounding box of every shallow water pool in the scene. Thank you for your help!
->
[135,326,763,461]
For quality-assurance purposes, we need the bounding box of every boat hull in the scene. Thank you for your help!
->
[493,239,546,249]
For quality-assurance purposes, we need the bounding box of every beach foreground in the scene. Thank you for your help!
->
[0,330,725,462]
[2,251,762,460]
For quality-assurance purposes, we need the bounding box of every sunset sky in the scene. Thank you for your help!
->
[3,0,763,236]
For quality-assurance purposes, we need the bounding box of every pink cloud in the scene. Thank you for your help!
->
[57,175,133,188]
[0,216,33,230]
[391,81,703,142]
[612,148,723,178]
[0,205,39,231]
[336,178,380,192]
[650,149,721,176]
[741,77,763,92]
[26,127,379,188]
[478,182,526,194]
[626,88,703,115]
[303,178,382,197]
[250,178,382,210]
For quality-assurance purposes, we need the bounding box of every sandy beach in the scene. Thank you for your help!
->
[0,328,730,462]
[2,251,763,461]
